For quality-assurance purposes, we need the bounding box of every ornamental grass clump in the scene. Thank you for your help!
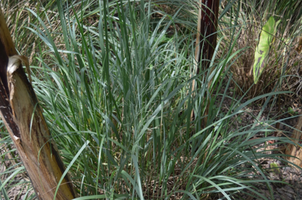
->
[0,0,299,199]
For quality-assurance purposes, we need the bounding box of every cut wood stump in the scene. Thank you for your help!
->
[0,7,76,200]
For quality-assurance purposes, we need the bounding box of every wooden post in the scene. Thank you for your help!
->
[0,8,76,200]
[285,115,302,168]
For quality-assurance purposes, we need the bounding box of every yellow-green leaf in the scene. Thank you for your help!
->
[253,16,276,84]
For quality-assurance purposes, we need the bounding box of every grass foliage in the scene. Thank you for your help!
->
[0,0,301,199]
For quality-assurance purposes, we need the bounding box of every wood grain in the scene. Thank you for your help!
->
[0,7,76,200]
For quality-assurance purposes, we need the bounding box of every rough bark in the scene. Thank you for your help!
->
[0,8,76,200]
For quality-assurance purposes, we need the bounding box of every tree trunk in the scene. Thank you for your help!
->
[191,0,219,124]
[0,8,76,200]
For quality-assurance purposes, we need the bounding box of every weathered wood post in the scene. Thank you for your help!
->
[285,115,302,168]
[0,8,76,200]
